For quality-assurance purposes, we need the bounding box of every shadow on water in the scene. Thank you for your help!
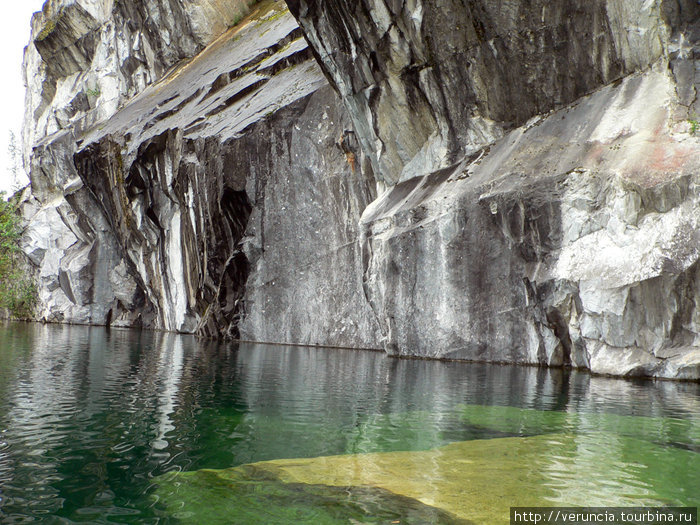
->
[0,322,698,523]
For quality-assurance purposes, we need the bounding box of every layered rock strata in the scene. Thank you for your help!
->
[73,3,379,343]
[287,0,700,378]
[22,0,264,325]
[287,0,698,184]
[361,68,700,378]
[20,0,700,379]
[22,0,381,345]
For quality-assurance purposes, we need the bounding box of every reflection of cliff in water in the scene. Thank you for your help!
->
[2,325,700,463]
[0,323,699,522]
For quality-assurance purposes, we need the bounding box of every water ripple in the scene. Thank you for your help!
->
[0,323,698,523]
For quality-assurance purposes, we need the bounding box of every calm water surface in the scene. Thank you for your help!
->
[0,322,698,523]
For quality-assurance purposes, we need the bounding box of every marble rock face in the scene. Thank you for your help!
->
[287,0,700,378]
[20,0,700,379]
[287,0,698,185]
[22,0,380,346]
[359,68,700,379]
[21,0,223,327]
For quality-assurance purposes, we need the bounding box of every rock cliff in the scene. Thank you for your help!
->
[20,0,700,379]
[286,0,700,379]
[22,0,266,326]
[22,0,380,346]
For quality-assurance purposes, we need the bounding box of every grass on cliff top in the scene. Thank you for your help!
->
[227,0,267,29]
[0,193,36,318]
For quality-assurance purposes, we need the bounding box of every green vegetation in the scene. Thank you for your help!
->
[227,0,269,30]
[86,87,101,98]
[36,18,57,41]
[35,8,65,42]
[689,118,699,135]
[0,193,36,318]
[260,6,286,24]
[228,12,246,29]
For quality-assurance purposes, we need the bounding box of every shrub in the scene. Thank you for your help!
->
[0,193,36,318]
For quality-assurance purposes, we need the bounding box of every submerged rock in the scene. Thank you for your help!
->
[156,467,468,524]
[155,428,700,523]
[456,404,700,446]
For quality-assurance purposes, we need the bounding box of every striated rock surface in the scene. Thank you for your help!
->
[287,0,700,378]
[20,0,700,379]
[22,0,263,325]
[287,0,698,185]
[74,1,380,343]
[25,0,258,168]
[23,0,380,346]
[361,67,700,378]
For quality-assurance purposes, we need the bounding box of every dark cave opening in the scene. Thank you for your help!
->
[217,188,253,338]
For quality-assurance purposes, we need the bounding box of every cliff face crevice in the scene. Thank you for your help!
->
[19,0,700,379]
[20,0,270,327]
[22,0,381,346]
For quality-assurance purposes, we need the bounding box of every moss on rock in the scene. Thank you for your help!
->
[35,8,64,42]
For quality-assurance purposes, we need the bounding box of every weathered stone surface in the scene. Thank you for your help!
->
[287,0,698,185]
[19,155,146,326]
[279,0,700,378]
[359,66,700,378]
[66,1,380,344]
[21,0,330,331]
[20,0,226,326]
[25,0,260,168]
[19,0,700,379]
[236,93,380,347]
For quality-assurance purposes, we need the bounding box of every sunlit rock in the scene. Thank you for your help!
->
[18,0,700,378]
[155,429,700,523]
[287,0,700,378]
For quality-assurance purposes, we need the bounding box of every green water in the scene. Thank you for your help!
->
[0,322,698,523]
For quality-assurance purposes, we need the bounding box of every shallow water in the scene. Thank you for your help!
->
[0,322,698,523]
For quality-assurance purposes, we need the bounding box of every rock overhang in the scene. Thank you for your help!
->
[76,1,325,156]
